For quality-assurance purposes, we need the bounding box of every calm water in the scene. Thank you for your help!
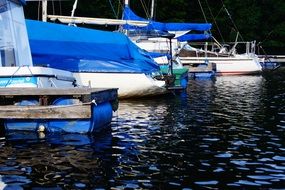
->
[0,69,285,189]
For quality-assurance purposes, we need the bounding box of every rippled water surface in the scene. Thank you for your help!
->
[0,69,285,189]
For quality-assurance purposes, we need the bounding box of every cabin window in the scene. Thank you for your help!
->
[0,1,17,67]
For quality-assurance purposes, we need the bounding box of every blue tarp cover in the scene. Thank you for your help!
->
[123,6,212,32]
[26,19,160,73]
[177,34,212,42]
[9,0,26,5]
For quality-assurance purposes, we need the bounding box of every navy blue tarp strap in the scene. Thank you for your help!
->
[147,52,170,59]
[123,6,212,32]
[9,0,26,5]
[177,34,212,42]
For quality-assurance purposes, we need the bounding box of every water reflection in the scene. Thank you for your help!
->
[0,70,284,189]
[0,131,114,189]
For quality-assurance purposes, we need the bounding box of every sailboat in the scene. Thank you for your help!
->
[44,0,190,90]
[179,39,263,75]
[26,21,168,99]
[121,1,262,76]
[121,2,215,79]
[26,0,189,98]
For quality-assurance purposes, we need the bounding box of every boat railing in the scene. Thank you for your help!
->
[187,41,257,56]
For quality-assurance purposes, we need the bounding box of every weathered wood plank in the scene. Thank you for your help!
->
[0,104,91,119]
[0,87,117,96]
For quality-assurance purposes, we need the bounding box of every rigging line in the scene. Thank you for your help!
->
[139,0,150,19]
[59,0,62,16]
[52,0,55,15]
[197,0,208,23]
[144,0,151,19]
[214,6,223,20]
[108,0,118,18]
[118,0,123,17]
[113,0,120,30]
[117,0,122,18]
[37,1,40,20]
[220,0,244,41]
[204,0,225,43]
[117,0,125,32]
[259,30,274,45]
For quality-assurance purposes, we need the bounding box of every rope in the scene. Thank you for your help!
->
[108,0,119,18]
[52,0,55,16]
[204,0,225,43]
[5,65,35,87]
[220,0,244,41]
[37,1,41,20]
[59,0,62,16]
[197,0,208,23]
[139,0,150,19]
[5,66,22,87]
[214,6,224,20]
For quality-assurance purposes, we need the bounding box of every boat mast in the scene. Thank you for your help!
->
[69,0,78,25]
[123,0,129,34]
[150,0,155,19]
[71,0,78,17]
[42,0,47,22]
[124,0,129,7]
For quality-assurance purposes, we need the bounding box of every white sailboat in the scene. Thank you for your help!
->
[120,1,262,76]
[26,1,168,99]
[44,0,189,91]
[44,0,262,76]
[179,40,263,75]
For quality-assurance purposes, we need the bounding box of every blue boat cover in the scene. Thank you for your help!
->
[177,34,212,42]
[123,6,212,32]
[26,19,160,73]
[18,0,26,5]
[9,0,26,5]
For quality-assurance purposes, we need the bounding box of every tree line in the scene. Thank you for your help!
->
[24,0,285,54]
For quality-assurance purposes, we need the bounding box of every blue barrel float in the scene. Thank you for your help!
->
[1,88,118,134]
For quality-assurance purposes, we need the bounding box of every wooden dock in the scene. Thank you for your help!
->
[0,87,118,119]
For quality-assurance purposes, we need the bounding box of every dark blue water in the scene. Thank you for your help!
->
[0,69,285,189]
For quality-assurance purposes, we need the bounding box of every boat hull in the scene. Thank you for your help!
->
[180,56,262,76]
[73,72,167,98]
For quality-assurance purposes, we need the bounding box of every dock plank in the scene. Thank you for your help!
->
[0,87,118,104]
[0,104,91,119]
[0,87,114,96]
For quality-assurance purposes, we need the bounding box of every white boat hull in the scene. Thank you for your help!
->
[131,38,262,75]
[180,56,262,75]
[73,72,167,98]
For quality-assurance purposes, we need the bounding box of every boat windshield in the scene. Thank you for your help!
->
[0,0,32,67]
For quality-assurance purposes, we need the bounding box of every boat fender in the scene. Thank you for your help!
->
[91,102,113,132]
[180,78,188,88]
[37,124,46,132]
[52,97,81,105]
[15,99,39,106]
